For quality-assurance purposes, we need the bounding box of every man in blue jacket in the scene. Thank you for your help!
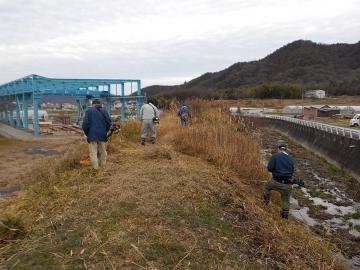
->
[82,99,111,170]
[177,102,191,126]
[264,143,294,219]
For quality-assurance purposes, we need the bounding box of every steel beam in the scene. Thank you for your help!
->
[15,94,21,127]
[76,99,81,123]
[136,81,142,119]
[0,74,144,132]
[23,93,29,129]
[120,83,125,120]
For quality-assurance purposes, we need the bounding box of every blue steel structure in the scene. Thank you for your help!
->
[0,74,143,135]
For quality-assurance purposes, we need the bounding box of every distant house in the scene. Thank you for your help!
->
[304,90,326,99]
[303,105,340,119]
[282,105,303,114]
[229,107,276,116]
[229,107,241,115]
[336,106,360,115]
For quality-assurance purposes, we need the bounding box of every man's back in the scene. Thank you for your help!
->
[178,105,190,117]
[141,103,160,120]
[267,152,294,178]
[82,105,111,142]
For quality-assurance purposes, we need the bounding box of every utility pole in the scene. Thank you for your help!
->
[302,89,304,115]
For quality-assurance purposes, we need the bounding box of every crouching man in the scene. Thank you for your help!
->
[264,143,294,219]
[82,99,111,170]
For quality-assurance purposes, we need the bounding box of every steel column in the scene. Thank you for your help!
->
[8,97,14,126]
[23,93,29,129]
[15,94,21,127]
[120,83,125,120]
[32,77,40,136]
[136,81,142,119]
[33,95,40,135]
[76,99,81,123]
[106,84,112,117]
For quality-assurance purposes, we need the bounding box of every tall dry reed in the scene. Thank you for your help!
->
[173,99,268,180]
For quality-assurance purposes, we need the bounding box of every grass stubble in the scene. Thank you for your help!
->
[0,99,344,269]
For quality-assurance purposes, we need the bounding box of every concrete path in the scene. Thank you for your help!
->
[0,123,34,140]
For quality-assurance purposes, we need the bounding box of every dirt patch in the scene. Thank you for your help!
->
[24,143,61,156]
[0,136,79,193]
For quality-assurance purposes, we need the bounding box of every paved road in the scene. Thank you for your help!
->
[0,123,34,140]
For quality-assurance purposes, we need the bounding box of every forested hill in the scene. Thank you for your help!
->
[143,40,360,99]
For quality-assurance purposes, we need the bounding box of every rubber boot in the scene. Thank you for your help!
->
[140,138,145,145]
[281,209,289,219]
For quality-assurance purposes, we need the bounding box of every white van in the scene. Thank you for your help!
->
[350,114,360,127]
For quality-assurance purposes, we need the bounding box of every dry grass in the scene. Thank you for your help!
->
[0,136,29,151]
[172,99,267,180]
[0,102,345,269]
[166,99,344,269]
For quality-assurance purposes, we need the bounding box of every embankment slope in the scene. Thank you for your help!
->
[0,112,343,269]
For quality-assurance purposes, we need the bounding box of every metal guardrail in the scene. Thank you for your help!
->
[264,115,360,140]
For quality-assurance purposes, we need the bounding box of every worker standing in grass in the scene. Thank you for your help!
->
[82,99,111,170]
[177,102,191,126]
[140,98,160,145]
[264,143,294,219]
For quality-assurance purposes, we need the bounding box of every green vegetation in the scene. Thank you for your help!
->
[206,82,302,100]
[328,163,350,179]
[308,188,336,201]
[344,211,360,220]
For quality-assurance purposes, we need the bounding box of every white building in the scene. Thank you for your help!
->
[229,107,276,115]
[334,106,360,115]
[282,105,303,114]
[13,110,49,121]
[304,90,326,99]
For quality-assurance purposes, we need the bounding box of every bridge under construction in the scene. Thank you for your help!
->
[0,74,143,135]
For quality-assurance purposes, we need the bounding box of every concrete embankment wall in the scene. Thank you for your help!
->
[247,117,360,179]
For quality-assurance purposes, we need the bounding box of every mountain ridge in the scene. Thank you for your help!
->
[143,40,360,98]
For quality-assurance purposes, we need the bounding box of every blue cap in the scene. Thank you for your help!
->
[278,143,288,149]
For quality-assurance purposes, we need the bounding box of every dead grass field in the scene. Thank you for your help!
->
[0,104,345,269]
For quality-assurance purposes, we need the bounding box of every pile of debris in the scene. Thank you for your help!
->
[39,122,83,135]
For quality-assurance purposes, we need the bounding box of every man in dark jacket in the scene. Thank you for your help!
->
[177,102,191,126]
[82,99,111,169]
[264,143,294,219]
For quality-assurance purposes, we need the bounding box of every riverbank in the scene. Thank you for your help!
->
[259,127,360,268]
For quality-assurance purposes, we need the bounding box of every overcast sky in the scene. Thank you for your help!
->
[0,0,359,87]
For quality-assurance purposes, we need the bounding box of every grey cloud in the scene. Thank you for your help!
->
[0,0,359,86]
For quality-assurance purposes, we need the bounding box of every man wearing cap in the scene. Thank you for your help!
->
[264,143,294,219]
[82,99,111,170]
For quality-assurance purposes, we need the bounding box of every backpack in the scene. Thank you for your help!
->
[180,111,189,122]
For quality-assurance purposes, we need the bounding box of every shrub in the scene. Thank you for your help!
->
[0,216,26,242]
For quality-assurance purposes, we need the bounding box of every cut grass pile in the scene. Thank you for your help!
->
[0,101,345,269]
